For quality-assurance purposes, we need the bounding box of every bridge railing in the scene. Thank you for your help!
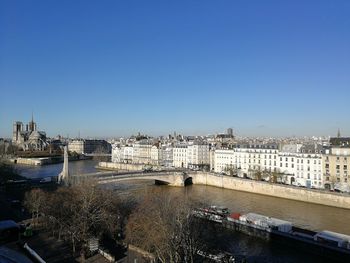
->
[95,171,186,182]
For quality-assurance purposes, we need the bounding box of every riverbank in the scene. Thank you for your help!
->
[192,172,350,209]
[9,155,92,166]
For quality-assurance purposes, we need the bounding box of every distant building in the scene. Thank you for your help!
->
[214,128,235,146]
[111,139,161,165]
[68,139,111,154]
[330,137,350,147]
[12,116,48,151]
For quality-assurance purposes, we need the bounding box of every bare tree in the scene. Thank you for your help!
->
[29,180,124,262]
[269,171,285,183]
[24,189,47,227]
[126,192,207,263]
[93,145,110,162]
[224,165,237,176]
[251,169,262,181]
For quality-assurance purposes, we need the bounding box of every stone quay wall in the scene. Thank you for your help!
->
[192,172,350,209]
[98,162,145,171]
[10,157,50,166]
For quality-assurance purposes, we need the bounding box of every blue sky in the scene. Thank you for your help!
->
[1,0,349,138]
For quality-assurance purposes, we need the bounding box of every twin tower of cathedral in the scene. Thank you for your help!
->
[12,115,48,151]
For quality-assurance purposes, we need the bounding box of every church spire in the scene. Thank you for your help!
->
[337,128,341,138]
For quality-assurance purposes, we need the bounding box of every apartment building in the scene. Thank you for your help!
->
[173,143,188,168]
[187,142,210,169]
[162,145,174,167]
[213,143,324,188]
[323,147,350,191]
[279,144,323,188]
[150,145,163,166]
[213,144,278,176]
[111,145,134,163]
[68,139,111,154]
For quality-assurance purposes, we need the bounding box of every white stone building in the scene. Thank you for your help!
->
[68,139,111,154]
[278,144,324,188]
[187,142,210,169]
[162,145,174,167]
[150,144,163,166]
[111,144,122,163]
[132,140,153,164]
[173,143,188,168]
[111,145,134,163]
[213,144,279,177]
[214,149,235,173]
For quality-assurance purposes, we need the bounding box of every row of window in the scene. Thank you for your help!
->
[325,164,348,170]
[325,156,348,161]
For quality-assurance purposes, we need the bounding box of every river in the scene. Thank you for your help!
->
[16,160,350,262]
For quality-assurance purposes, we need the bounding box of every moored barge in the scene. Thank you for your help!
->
[195,206,350,260]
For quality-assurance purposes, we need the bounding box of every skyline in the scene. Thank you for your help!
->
[2,113,345,139]
[1,1,350,138]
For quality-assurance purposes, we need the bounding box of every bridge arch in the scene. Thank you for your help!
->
[155,179,171,185]
[184,177,193,186]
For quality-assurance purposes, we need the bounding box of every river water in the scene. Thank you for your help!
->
[16,160,350,262]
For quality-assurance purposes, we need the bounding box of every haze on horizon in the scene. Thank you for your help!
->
[1,1,349,139]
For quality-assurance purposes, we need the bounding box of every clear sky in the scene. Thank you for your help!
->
[1,0,349,138]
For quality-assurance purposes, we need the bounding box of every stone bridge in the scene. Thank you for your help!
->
[96,171,193,187]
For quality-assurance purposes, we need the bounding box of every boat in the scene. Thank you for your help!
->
[194,206,350,259]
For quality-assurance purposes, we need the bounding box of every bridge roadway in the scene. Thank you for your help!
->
[72,169,192,186]
[83,153,112,157]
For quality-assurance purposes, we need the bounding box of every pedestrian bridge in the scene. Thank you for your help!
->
[95,171,193,187]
